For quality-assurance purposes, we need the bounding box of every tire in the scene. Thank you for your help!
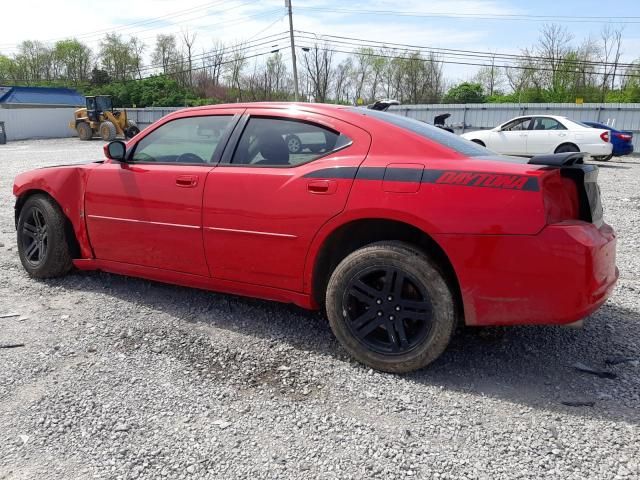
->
[593,154,613,162]
[286,134,302,154]
[471,139,485,147]
[17,195,73,278]
[125,120,140,139]
[325,241,456,373]
[555,143,579,153]
[99,121,117,141]
[76,122,93,141]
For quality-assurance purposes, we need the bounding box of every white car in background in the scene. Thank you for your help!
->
[461,115,613,160]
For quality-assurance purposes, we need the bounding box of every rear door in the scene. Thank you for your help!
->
[202,108,371,291]
[84,110,242,275]
[526,117,568,155]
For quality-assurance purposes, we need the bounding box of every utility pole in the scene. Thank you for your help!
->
[286,0,300,101]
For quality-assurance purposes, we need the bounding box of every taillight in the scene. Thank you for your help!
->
[542,171,579,224]
[615,132,632,141]
[600,131,609,142]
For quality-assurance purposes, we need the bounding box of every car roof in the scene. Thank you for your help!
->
[182,102,349,114]
[506,114,569,121]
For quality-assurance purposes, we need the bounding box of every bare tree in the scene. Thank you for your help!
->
[599,25,624,99]
[333,58,352,103]
[225,43,247,101]
[473,55,503,96]
[152,34,178,74]
[181,29,198,87]
[301,44,334,102]
[537,24,574,94]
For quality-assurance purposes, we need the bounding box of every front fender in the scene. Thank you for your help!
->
[14,164,101,259]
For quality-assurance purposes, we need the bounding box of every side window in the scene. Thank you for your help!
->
[502,118,531,131]
[532,117,566,131]
[230,117,352,167]
[132,115,233,164]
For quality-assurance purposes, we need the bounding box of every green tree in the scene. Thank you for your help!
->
[443,82,486,103]
[52,39,92,84]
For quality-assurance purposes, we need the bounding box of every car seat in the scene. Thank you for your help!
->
[254,129,290,166]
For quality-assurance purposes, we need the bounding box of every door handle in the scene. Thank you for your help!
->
[307,179,337,194]
[176,175,198,188]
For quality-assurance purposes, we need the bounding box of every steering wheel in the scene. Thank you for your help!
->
[176,152,205,163]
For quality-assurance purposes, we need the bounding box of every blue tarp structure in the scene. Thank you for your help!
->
[0,86,85,107]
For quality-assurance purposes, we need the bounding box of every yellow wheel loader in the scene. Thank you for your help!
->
[69,95,140,141]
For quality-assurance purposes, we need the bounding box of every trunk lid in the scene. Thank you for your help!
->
[528,152,603,227]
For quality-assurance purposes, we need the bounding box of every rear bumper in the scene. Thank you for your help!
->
[436,222,618,326]
[613,144,634,156]
[583,143,613,156]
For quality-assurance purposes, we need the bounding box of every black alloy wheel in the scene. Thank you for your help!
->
[20,207,48,267]
[325,241,456,373]
[17,195,73,278]
[343,266,433,355]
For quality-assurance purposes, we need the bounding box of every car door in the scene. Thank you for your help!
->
[202,109,371,292]
[526,117,568,155]
[84,110,242,275]
[488,117,531,155]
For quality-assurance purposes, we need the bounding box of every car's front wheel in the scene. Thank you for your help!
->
[17,195,73,278]
[325,241,456,373]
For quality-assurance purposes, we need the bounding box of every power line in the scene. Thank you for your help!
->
[295,42,640,80]
[5,35,290,85]
[0,0,245,48]
[295,31,639,71]
[295,6,640,24]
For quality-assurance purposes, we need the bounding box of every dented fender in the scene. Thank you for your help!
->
[13,162,103,259]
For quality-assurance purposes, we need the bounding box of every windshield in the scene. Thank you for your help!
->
[349,107,492,157]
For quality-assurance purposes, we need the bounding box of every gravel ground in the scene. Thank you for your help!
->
[1,138,639,480]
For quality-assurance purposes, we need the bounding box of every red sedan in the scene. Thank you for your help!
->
[13,103,618,372]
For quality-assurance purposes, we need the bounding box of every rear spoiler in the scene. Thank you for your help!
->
[528,152,587,167]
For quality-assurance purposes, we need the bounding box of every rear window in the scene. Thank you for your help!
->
[350,108,491,157]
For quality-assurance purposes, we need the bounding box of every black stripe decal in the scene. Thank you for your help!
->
[383,167,424,183]
[304,166,539,191]
[304,167,358,179]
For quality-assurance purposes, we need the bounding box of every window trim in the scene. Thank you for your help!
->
[528,117,567,131]
[125,113,241,167]
[219,114,353,169]
[501,117,532,132]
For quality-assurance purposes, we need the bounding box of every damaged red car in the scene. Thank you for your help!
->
[13,103,618,372]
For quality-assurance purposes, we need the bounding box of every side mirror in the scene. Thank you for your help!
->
[104,140,126,161]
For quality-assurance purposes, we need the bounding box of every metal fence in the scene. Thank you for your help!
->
[2,103,640,150]
[126,107,183,129]
[389,103,640,150]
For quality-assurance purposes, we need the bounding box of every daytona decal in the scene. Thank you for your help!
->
[435,171,537,190]
[304,167,539,191]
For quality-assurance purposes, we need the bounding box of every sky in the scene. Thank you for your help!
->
[1,0,639,82]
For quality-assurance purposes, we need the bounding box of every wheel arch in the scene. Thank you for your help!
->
[308,217,463,323]
[15,190,82,259]
[554,142,580,153]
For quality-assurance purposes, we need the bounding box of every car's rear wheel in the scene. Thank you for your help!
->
[325,241,456,373]
[593,154,613,162]
[17,195,73,278]
[555,143,579,153]
[286,134,302,154]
